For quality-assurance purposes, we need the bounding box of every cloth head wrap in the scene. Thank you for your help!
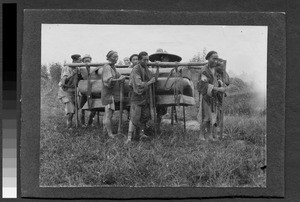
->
[129,54,138,61]
[205,51,217,60]
[71,54,81,60]
[106,50,117,60]
[82,54,92,61]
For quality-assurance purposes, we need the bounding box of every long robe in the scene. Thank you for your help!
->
[197,64,229,135]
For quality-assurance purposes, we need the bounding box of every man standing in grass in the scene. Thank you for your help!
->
[57,54,83,129]
[78,54,97,127]
[102,50,126,138]
[197,51,230,141]
[125,51,156,143]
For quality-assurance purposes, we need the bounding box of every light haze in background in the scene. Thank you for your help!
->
[41,24,267,97]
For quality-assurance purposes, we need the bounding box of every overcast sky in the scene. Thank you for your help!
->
[41,24,267,94]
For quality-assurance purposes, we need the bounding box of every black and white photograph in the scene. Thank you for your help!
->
[40,24,267,188]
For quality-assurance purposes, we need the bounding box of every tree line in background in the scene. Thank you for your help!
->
[41,63,61,87]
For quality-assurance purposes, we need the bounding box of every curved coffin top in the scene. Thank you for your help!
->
[79,67,192,80]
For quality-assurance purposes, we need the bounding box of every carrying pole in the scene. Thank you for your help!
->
[171,106,174,125]
[74,67,78,128]
[65,61,211,68]
[219,60,227,139]
[174,106,178,123]
[152,84,157,136]
[86,65,92,109]
[183,106,186,132]
[118,81,124,135]
[153,66,160,136]
[149,83,156,136]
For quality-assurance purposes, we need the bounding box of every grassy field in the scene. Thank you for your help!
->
[40,81,266,187]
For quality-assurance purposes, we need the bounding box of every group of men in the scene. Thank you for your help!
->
[57,50,229,143]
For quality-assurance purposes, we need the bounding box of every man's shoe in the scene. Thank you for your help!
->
[125,138,131,144]
[139,131,149,140]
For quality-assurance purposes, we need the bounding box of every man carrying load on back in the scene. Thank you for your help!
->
[125,51,156,143]
[197,51,230,141]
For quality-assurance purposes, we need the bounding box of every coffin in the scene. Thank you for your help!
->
[78,66,195,110]
[78,78,194,96]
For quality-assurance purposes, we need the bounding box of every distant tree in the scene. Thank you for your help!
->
[41,65,49,80]
[190,48,207,63]
[49,63,62,84]
[41,65,50,88]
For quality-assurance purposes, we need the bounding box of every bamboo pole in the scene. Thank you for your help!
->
[152,83,157,136]
[171,106,174,125]
[65,61,209,68]
[118,81,124,135]
[153,66,159,136]
[86,65,92,109]
[149,84,155,136]
[183,106,186,132]
[219,60,227,139]
[74,67,78,128]
[174,106,178,123]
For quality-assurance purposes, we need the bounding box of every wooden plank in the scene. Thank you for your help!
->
[156,95,195,106]
[82,94,196,110]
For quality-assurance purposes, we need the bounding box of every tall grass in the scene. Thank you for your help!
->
[40,75,266,187]
[40,116,266,187]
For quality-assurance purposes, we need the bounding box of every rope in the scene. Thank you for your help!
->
[86,65,92,109]
[162,62,184,106]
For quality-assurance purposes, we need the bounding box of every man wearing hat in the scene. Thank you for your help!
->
[149,49,182,63]
[149,50,182,134]
[78,54,97,127]
[197,51,230,141]
[128,54,139,68]
[57,54,83,128]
